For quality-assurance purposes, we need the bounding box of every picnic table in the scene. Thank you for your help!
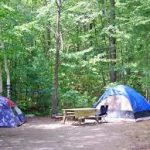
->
[62,108,99,124]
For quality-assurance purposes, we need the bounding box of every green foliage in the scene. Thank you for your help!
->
[60,89,97,109]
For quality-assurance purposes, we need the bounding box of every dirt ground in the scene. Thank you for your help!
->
[1,117,150,150]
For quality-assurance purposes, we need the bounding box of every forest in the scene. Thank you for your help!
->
[0,0,150,115]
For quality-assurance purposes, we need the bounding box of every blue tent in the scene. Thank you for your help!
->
[93,85,150,121]
[0,96,26,127]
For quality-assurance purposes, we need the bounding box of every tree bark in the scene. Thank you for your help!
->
[109,0,117,82]
[51,0,62,115]
[146,88,150,102]
[4,54,11,99]
[0,42,3,95]
[0,41,10,98]
[0,67,3,95]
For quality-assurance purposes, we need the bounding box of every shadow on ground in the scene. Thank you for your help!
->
[1,117,150,150]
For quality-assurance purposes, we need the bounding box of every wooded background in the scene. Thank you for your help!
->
[0,0,150,115]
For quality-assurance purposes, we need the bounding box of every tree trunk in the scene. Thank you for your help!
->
[0,42,3,95]
[0,41,4,97]
[51,0,62,115]
[4,54,11,99]
[146,88,150,102]
[0,41,10,98]
[109,0,117,82]
[46,22,51,50]
[0,67,3,95]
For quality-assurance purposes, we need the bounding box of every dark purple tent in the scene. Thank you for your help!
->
[0,96,26,127]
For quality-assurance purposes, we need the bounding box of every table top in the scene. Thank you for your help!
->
[63,108,97,118]
[63,108,96,111]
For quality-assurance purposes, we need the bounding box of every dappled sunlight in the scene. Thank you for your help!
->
[1,117,150,150]
[27,123,70,129]
[32,148,55,150]
[82,135,95,139]
[29,140,48,144]
[8,138,24,144]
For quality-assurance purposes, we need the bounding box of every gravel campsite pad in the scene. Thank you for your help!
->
[0,117,150,150]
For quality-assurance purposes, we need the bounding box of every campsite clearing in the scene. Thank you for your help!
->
[1,117,150,150]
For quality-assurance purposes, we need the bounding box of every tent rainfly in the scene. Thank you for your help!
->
[0,96,26,127]
[93,85,150,122]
